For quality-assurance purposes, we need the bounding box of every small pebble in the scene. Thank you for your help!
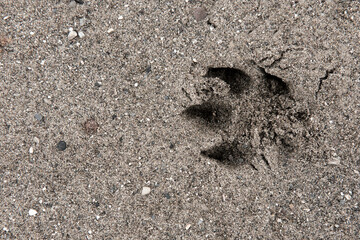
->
[34,113,43,121]
[141,186,151,195]
[192,7,207,21]
[185,224,191,230]
[29,147,34,154]
[345,194,351,200]
[74,0,84,4]
[78,31,85,38]
[69,1,76,8]
[134,83,139,87]
[56,141,67,151]
[145,65,151,74]
[29,209,37,216]
[328,158,340,165]
[68,30,77,40]
[34,137,40,144]
[107,28,114,34]
[80,18,86,26]
[83,118,99,134]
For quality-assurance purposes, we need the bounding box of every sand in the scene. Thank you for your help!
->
[1,0,359,239]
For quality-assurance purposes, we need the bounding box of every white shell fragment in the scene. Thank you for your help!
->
[141,187,151,195]
[68,30,77,40]
[29,209,37,216]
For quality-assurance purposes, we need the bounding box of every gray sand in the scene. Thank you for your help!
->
[1,0,359,239]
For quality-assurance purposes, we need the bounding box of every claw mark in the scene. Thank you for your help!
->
[315,69,335,99]
[206,19,216,28]
[204,67,251,95]
[182,87,192,101]
[261,154,271,170]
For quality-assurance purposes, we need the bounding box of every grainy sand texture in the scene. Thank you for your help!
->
[1,0,359,239]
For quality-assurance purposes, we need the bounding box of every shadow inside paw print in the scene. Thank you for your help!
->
[183,65,311,170]
[204,67,251,95]
[183,101,232,126]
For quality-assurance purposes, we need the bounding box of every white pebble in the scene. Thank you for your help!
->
[141,186,151,195]
[3,227,9,231]
[328,157,340,165]
[29,209,37,216]
[118,15,123,20]
[345,194,351,200]
[185,224,191,230]
[78,31,85,39]
[34,137,40,144]
[79,18,86,26]
[107,28,114,34]
[68,30,77,40]
[29,147,34,154]
[134,83,139,87]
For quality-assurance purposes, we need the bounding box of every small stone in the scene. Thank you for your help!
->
[141,186,151,195]
[56,141,67,151]
[78,31,85,38]
[68,30,77,40]
[29,209,37,216]
[328,157,340,165]
[29,147,34,154]
[134,83,139,87]
[79,18,86,26]
[185,224,191,230]
[163,192,171,199]
[34,137,40,144]
[34,113,43,121]
[107,28,114,34]
[145,65,151,74]
[69,1,76,8]
[345,194,351,200]
[74,0,84,4]
[192,7,207,21]
[83,118,99,134]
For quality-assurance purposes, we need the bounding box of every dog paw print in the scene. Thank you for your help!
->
[183,64,310,171]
